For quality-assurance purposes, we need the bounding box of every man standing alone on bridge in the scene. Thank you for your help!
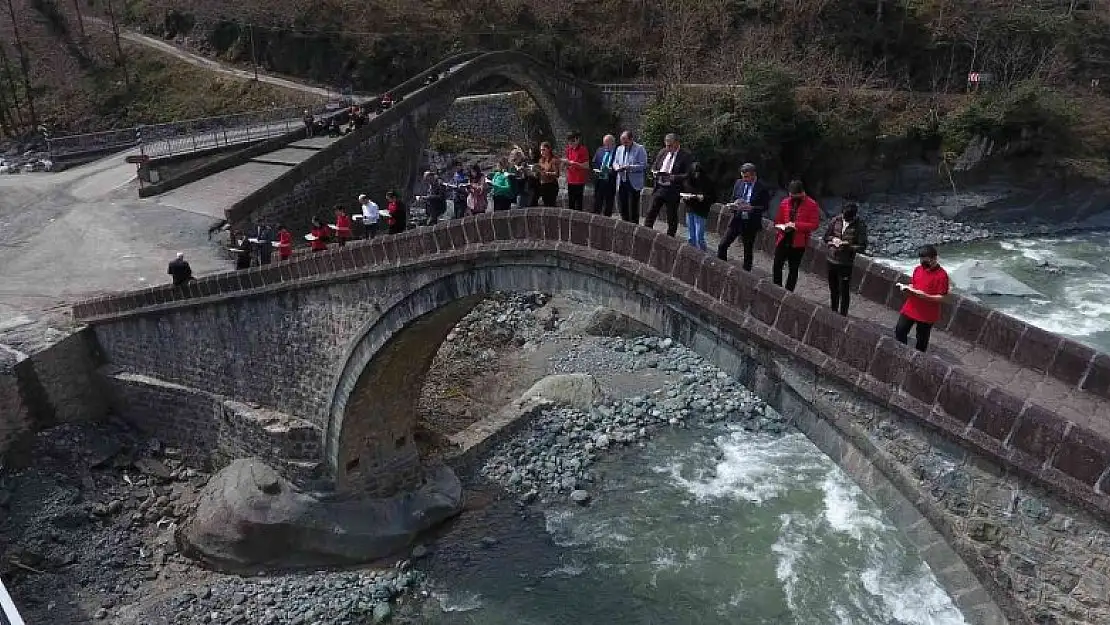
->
[167,253,194,287]
[592,135,618,216]
[563,131,591,211]
[645,133,693,237]
[611,131,648,224]
[895,245,950,352]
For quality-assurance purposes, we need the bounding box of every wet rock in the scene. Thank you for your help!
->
[569,490,591,505]
[518,373,603,411]
[179,459,463,570]
[134,458,173,481]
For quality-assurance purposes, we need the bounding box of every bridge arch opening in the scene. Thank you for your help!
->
[323,260,1009,625]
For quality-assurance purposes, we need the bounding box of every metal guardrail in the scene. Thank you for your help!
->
[47,104,335,160]
[0,575,26,625]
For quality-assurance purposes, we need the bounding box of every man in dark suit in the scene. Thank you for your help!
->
[718,162,773,271]
[644,133,694,237]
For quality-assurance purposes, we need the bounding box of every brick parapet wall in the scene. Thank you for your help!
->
[72,209,1110,518]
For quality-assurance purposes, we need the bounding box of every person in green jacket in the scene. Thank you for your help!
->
[491,158,516,211]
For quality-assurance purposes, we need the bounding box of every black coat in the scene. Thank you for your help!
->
[683,174,717,218]
[727,178,773,230]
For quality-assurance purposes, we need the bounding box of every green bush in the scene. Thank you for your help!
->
[938,81,1079,158]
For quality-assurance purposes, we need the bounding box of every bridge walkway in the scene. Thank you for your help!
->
[646,216,1110,439]
[151,135,342,220]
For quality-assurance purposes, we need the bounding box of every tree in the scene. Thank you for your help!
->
[104,0,129,87]
[4,0,37,127]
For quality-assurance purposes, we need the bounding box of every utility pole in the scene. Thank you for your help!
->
[249,23,259,81]
[4,0,37,127]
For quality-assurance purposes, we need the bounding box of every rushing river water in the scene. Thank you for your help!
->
[881,231,1110,353]
[417,423,965,625]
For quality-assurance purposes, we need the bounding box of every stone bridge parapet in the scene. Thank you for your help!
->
[72,209,1110,521]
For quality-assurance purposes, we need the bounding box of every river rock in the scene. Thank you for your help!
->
[518,373,603,411]
[569,490,591,505]
[561,306,655,338]
[178,458,463,571]
[948,260,1043,297]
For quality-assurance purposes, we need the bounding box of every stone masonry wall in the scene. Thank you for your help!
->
[436,91,529,143]
[104,370,323,483]
[0,347,35,465]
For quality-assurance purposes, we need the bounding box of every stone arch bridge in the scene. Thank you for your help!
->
[73,209,1110,625]
[223,50,611,233]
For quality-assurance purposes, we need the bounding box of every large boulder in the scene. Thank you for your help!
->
[178,458,462,571]
[518,373,602,411]
[948,260,1043,297]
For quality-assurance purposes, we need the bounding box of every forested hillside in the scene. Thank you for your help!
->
[2,0,1108,184]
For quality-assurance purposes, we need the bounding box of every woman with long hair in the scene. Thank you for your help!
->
[683,162,716,252]
[467,164,489,215]
[536,141,561,207]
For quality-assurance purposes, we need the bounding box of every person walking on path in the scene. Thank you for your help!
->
[334,207,353,246]
[309,218,329,252]
[895,245,950,352]
[682,162,716,251]
[611,131,648,224]
[823,202,868,316]
[717,163,772,270]
[167,252,194,287]
[563,131,591,211]
[645,133,693,237]
[772,180,820,292]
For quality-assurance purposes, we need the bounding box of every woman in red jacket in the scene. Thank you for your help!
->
[563,131,590,211]
[309,217,329,252]
[773,180,821,292]
[334,207,352,247]
[277,225,293,260]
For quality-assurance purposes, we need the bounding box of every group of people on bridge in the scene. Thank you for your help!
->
[167,127,950,354]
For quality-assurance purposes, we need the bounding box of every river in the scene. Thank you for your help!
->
[877,231,1110,353]
[412,423,965,625]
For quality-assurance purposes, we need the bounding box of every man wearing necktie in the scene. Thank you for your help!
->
[592,135,618,216]
[718,162,772,271]
[611,131,649,223]
[645,133,693,237]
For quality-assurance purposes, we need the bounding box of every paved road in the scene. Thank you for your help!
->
[86,18,363,100]
[0,151,228,332]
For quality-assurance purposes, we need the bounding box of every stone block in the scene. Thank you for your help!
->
[588,215,615,252]
[672,246,704,287]
[935,367,990,424]
[631,228,658,265]
[774,294,815,342]
[523,211,544,241]
[611,220,636,257]
[901,353,951,405]
[696,257,728,299]
[1054,424,1110,486]
[836,320,882,372]
[1010,325,1062,373]
[447,220,468,249]
[857,263,900,307]
[462,216,481,245]
[867,337,912,386]
[568,212,590,246]
[803,307,849,357]
[946,298,990,344]
[1008,402,1067,466]
[648,233,681,275]
[720,269,758,312]
[970,387,1024,443]
[491,211,513,240]
[750,281,784,326]
[432,222,453,252]
[1082,354,1110,398]
[477,214,497,243]
[977,311,1026,359]
[801,240,824,276]
[848,257,871,291]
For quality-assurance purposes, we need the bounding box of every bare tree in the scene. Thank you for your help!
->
[105,0,129,87]
[4,0,37,126]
